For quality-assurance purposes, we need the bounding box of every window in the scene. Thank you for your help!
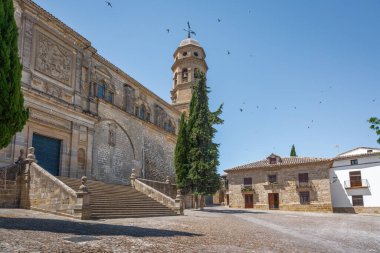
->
[182,52,187,57]
[298,173,309,183]
[194,68,199,78]
[269,157,277,164]
[352,195,363,206]
[350,159,358,165]
[182,68,188,82]
[268,174,277,184]
[367,149,373,153]
[106,91,113,103]
[194,52,199,57]
[243,177,252,186]
[139,106,146,120]
[97,83,105,98]
[349,171,362,187]
[299,191,310,204]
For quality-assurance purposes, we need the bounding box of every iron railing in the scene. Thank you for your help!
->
[344,179,370,189]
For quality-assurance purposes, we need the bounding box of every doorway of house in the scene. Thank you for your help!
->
[244,194,254,208]
[268,193,279,209]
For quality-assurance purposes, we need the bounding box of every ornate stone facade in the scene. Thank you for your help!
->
[0,0,197,185]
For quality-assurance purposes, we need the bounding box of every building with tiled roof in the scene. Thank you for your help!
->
[330,147,380,214]
[224,153,333,212]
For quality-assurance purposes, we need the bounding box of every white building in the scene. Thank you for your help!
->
[330,147,380,214]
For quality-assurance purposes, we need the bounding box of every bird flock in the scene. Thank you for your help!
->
[102,0,377,139]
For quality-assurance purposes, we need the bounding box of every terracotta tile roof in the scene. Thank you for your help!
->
[224,156,331,172]
[336,147,380,156]
[333,151,380,161]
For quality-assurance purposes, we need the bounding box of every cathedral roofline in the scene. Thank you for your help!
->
[19,0,182,116]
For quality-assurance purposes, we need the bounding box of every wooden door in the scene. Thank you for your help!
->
[245,194,253,208]
[268,193,279,209]
[349,171,362,187]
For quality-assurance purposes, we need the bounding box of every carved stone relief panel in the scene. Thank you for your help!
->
[35,32,74,86]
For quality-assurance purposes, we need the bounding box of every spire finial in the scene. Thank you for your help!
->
[184,21,196,38]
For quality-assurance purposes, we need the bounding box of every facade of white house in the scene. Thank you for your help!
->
[330,147,380,214]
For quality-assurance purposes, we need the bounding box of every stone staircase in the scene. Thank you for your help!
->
[56,177,177,219]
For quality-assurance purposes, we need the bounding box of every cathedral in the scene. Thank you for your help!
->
[0,0,208,185]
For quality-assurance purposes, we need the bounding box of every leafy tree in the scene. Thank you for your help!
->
[290,144,297,157]
[0,0,28,149]
[174,113,191,193]
[368,117,380,144]
[187,72,223,210]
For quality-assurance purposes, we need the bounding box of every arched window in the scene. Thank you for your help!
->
[77,148,86,171]
[182,68,188,82]
[194,68,199,79]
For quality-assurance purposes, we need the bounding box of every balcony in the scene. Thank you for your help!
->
[296,181,313,189]
[344,179,370,189]
[241,185,254,193]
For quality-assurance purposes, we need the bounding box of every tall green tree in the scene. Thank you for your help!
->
[187,72,223,210]
[0,0,28,149]
[368,117,380,144]
[290,144,297,157]
[174,113,191,193]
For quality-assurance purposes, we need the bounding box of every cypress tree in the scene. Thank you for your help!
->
[0,0,28,149]
[290,144,297,157]
[187,72,223,209]
[174,113,190,193]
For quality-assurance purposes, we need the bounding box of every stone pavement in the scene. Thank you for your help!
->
[0,207,379,252]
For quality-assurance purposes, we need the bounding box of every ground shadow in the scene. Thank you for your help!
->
[201,208,268,215]
[0,217,201,238]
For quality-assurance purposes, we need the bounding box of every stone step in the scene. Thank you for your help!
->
[56,176,177,219]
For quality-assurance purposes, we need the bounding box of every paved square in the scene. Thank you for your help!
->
[0,207,379,252]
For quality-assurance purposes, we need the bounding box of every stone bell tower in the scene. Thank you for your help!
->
[170,38,208,115]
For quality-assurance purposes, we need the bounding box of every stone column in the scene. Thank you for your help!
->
[130,168,136,188]
[20,147,36,209]
[174,189,184,215]
[74,176,91,220]
[69,123,80,178]
[86,128,94,178]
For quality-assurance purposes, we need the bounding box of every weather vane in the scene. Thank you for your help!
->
[184,21,196,38]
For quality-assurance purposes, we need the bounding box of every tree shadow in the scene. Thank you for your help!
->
[201,208,268,214]
[0,217,201,238]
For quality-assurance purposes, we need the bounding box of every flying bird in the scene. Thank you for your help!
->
[166,29,170,33]
[240,108,243,112]
[319,101,322,104]
[227,50,231,55]
[217,18,221,23]
[274,107,278,110]
[294,106,297,109]
[105,1,112,7]
[372,99,376,102]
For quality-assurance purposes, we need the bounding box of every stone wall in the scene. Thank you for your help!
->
[97,102,177,184]
[227,162,333,212]
[138,178,177,199]
[26,163,84,218]
[0,164,22,208]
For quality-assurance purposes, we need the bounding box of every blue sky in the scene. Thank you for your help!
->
[33,0,380,173]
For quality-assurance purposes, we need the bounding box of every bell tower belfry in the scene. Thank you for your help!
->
[170,37,208,115]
